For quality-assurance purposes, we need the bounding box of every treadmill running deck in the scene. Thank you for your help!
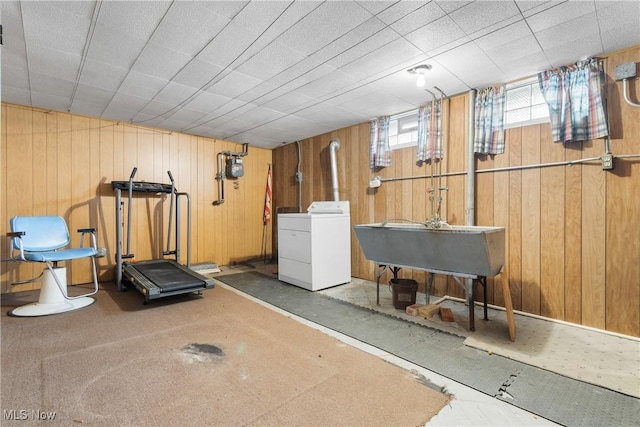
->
[123,260,215,302]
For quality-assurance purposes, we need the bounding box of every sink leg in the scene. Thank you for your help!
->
[468,279,475,331]
[482,277,488,320]
[376,264,387,306]
[427,272,434,304]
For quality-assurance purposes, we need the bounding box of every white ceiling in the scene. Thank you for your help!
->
[2,0,639,149]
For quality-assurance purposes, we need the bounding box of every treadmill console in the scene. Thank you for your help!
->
[111,181,174,193]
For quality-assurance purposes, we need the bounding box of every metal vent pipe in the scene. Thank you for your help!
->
[329,138,340,201]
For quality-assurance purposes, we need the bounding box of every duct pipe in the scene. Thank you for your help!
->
[329,138,340,201]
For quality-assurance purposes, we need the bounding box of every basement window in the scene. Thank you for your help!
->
[389,110,418,149]
[504,76,549,128]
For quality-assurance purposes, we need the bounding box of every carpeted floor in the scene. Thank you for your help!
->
[1,283,449,426]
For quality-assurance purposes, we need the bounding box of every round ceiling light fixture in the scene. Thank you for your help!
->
[407,64,432,87]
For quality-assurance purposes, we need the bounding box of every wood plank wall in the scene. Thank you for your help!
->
[273,46,640,337]
[1,105,272,293]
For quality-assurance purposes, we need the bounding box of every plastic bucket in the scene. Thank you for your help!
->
[390,278,418,309]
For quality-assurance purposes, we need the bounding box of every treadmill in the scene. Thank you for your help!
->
[112,168,214,304]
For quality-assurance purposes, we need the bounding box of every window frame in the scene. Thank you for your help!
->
[503,76,550,129]
[388,109,419,150]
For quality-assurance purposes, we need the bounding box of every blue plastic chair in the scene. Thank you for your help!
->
[7,216,99,316]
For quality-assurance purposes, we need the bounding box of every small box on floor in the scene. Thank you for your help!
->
[406,304,422,316]
[418,304,440,319]
[439,307,455,322]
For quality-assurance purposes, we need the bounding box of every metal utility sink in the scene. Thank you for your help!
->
[353,222,505,277]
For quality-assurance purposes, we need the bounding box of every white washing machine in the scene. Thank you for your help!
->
[278,201,351,291]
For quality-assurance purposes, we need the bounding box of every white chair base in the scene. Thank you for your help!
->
[9,267,95,317]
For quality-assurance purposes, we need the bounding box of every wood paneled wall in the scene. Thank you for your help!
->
[1,104,272,293]
[273,46,640,337]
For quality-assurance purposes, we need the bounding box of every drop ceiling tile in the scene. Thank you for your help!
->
[191,99,250,125]
[483,34,542,66]
[388,2,446,35]
[373,1,427,26]
[449,1,521,35]
[404,16,468,55]
[152,81,198,106]
[196,1,293,68]
[2,64,30,90]
[293,103,368,126]
[79,59,129,92]
[435,42,497,82]
[356,1,396,15]
[233,107,287,126]
[534,13,601,51]
[235,42,308,81]
[462,66,508,89]
[172,59,224,90]
[265,57,335,91]
[118,71,169,99]
[105,92,150,116]
[515,1,555,15]
[310,17,388,65]
[336,90,415,119]
[595,2,640,52]
[498,51,551,82]
[71,83,114,105]
[543,33,605,68]
[30,92,71,112]
[434,1,473,14]
[86,22,148,69]
[21,1,92,56]
[1,86,31,106]
[1,1,26,43]
[134,100,179,118]
[526,1,595,32]
[131,42,193,80]
[234,81,284,105]
[182,91,234,114]
[97,1,170,41]
[155,117,194,132]
[373,64,462,103]
[27,44,81,82]
[294,70,360,99]
[149,2,230,57]
[29,72,75,98]
[323,24,399,70]
[196,1,249,19]
[337,38,423,81]
[276,1,373,56]
[473,20,532,52]
[205,70,266,99]
[260,91,317,114]
[69,98,111,119]
[165,108,208,124]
